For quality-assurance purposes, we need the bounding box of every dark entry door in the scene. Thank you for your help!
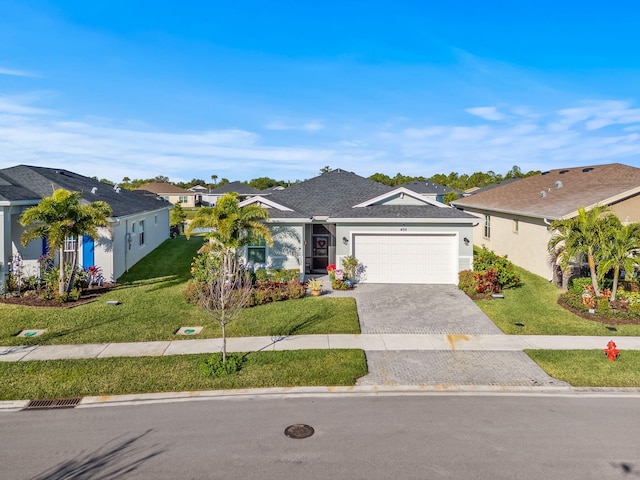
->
[312,234,330,271]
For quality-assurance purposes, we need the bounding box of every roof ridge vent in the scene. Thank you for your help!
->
[582,167,594,173]
[559,169,570,174]
[541,171,550,175]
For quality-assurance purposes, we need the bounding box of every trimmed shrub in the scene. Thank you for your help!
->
[569,277,593,296]
[473,247,522,290]
[458,270,476,296]
[200,353,245,377]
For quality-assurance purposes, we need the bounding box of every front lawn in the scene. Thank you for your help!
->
[475,266,640,336]
[0,350,368,401]
[526,350,640,387]
[0,236,360,346]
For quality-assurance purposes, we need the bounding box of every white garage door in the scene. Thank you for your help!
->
[353,233,458,284]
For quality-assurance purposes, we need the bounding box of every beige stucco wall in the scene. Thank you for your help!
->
[465,209,554,280]
[164,194,196,208]
[610,194,640,224]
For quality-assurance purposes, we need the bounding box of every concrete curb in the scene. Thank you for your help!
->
[4,385,640,412]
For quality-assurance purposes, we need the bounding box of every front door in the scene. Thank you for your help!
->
[312,234,329,271]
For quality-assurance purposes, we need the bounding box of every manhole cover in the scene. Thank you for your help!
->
[284,424,314,439]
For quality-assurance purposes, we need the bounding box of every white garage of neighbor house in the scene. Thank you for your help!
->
[239,169,477,284]
[0,165,172,291]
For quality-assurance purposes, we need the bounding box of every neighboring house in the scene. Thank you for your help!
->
[201,181,265,206]
[402,180,462,204]
[188,185,209,205]
[238,169,477,284]
[451,163,640,280]
[135,182,197,207]
[0,165,171,289]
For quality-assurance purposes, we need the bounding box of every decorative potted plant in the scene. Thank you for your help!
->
[307,278,323,296]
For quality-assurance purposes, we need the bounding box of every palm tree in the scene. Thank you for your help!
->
[598,222,640,300]
[547,205,618,297]
[185,193,272,250]
[20,189,112,295]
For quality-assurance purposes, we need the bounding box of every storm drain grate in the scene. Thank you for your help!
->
[24,397,82,410]
[284,424,315,439]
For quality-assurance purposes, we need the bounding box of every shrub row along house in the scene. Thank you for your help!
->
[238,168,476,284]
[452,163,640,283]
[0,165,172,291]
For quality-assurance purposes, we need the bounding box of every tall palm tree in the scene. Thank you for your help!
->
[185,193,273,250]
[598,222,640,301]
[547,205,618,297]
[20,189,112,295]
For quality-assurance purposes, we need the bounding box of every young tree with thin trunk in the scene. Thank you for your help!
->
[192,244,253,362]
[20,189,112,295]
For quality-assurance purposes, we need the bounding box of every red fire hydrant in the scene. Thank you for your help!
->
[603,341,620,361]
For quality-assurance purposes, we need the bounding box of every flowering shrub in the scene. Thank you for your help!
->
[474,269,501,294]
[327,264,336,280]
[473,247,522,290]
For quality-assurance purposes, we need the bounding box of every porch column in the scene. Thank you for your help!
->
[0,207,11,295]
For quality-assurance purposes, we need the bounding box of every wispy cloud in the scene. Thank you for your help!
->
[2,94,640,182]
[466,106,505,121]
[0,67,36,77]
[264,120,325,132]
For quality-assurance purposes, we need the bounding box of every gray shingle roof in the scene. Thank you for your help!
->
[0,165,170,217]
[332,204,477,219]
[402,180,460,195]
[268,169,392,216]
[264,169,473,221]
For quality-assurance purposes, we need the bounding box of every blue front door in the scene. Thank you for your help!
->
[82,235,94,269]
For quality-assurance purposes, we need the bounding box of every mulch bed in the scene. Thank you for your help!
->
[557,296,640,326]
[0,284,118,309]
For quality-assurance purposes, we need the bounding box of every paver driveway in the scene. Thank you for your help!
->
[329,283,566,387]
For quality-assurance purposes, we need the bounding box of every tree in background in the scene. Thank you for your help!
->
[20,189,112,296]
[170,201,187,234]
[247,177,282,190]
[185,193,273,250]
[442,191,461,205]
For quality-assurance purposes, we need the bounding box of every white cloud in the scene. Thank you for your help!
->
[264,120,325,132]
[466,106,506,121]
[0,67,35,77]
[2,94,640,182]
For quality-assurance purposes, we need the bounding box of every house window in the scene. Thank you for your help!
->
[513,219,519,234]
[139,220,145,245]
[131,222,136,233]
[179,196,188,203]
[64,236,76,264]
[247,239,266,264]
[483,215,491,239]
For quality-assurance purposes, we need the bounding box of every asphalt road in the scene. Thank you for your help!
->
[1,394,639,479]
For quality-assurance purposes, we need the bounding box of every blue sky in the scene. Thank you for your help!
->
[2,1,640,184]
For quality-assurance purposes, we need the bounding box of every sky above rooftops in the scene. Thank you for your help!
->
[1,1,640,183]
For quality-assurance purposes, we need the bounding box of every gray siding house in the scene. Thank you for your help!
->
[0,165,172,290]
[239,169,477,284]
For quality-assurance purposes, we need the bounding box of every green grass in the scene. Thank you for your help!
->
[0,350,368,401]
[526,350,640,387]
[0,236,360,345]
[475,266,640,336]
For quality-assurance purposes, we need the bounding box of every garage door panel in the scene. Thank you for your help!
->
[353,234,457,284]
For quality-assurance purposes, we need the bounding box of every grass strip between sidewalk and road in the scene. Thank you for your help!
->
[475,267,640,336]
[0,349,368,401]
[526,350,640,387]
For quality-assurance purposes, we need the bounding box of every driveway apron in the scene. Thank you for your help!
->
[328,283,566,387]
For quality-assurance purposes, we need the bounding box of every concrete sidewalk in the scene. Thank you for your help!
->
[1,334,639,362]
